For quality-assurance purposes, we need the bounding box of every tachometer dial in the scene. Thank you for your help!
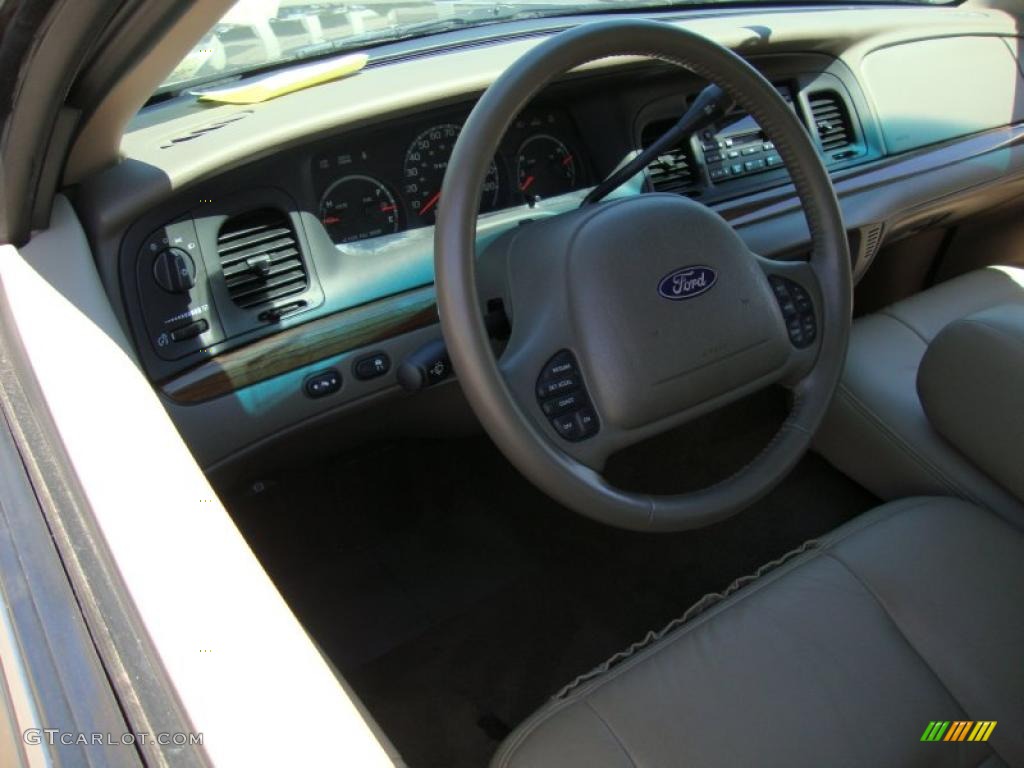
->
[319,175,400,244]
[516,134,578,201]
[403,123,500,224]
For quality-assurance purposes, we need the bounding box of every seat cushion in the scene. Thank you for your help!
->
[814,266,1024,526]
[493,498,1024,768]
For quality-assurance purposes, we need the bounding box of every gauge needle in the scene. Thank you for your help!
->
[520,175,535,192]
[419,191,441,216]
[380,204,396,213]
[561,155,574,167]
[324,215,341,225]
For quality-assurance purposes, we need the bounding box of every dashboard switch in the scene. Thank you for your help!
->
[152,248,196,293]
[304,369,341,398]
[397,339,453,391]
[354,352,391,380]
[170,319,208,342]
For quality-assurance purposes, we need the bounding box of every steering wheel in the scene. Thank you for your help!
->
[434,20,851,532]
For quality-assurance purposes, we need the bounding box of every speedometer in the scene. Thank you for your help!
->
[319,175,400,244]
[403,123,500,225]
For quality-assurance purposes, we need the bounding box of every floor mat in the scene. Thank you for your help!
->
[225,403,877,768]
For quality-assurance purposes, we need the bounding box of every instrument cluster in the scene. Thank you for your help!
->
[311,107,588,245]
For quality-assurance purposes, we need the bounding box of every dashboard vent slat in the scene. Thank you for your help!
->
[641,119,696,195]
[808,91,854,154]
[217,209,308,311]
[862,223,885,263]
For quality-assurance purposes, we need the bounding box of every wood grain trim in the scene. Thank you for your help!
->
[717,123,1024,225]
[161,287,438,404]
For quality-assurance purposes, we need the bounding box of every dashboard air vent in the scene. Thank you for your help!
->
[808,91,854,154]
[642,119,696,194]
[217,209,308,311]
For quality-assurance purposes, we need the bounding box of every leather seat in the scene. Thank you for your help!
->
[493,498,1024,767]
[814,265,1024,526]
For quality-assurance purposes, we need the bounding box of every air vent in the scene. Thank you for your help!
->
[808,91,854,154]
[861,223,885,264]
[160,111,253,148]
[217,209,308,311]
[642,120,696,194]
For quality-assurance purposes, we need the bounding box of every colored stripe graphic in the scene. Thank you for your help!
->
[921,721,996,742]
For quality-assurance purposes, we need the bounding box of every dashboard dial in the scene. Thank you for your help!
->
[319,175,400,244]
[403,123,500,224]
[516,134,578,201]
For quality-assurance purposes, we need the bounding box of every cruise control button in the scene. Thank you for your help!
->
[542,353,576,380]
[552,412,581,440]
[537,375,578,400]
[542,391,583,417]
[576,408,599,437]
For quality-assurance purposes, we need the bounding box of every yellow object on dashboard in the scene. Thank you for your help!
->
[193,53,369,105]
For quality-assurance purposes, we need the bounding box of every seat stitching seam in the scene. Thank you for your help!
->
[492,499,942,765]
[834,384,984,504]
[820,550,1018,768]
[553,501,934,701]
[878,309,931,343]
[821,552,983,732]
[584,700,639,768]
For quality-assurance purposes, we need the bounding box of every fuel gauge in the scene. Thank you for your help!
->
[515,135,578,201]
[319,174,401,244]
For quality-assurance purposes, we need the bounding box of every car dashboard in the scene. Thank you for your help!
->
[71,5,1024,475]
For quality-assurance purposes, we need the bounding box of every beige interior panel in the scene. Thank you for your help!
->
[0,197,395,768]
[861,35,1024,154]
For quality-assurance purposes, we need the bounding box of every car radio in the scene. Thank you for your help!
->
[699,85,794,183]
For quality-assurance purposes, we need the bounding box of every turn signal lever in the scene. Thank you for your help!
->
[581,83,735,207]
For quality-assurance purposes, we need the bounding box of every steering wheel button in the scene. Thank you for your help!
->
[542,392,582,417]
[537,376,578,399]
[552,413,581,440]
[576,408,599,437]
[542,353,576,379]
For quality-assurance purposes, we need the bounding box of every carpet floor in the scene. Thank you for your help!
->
[225,391,877,767]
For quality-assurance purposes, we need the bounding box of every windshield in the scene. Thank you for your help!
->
[159,0,953,96]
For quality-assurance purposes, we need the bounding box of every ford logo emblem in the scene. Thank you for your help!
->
[657,266,717,301]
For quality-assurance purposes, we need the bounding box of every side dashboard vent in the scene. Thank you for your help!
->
[217,209,308,311]
[642,120,696,195]
[808,91,854,154]
[862,223,885,264]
